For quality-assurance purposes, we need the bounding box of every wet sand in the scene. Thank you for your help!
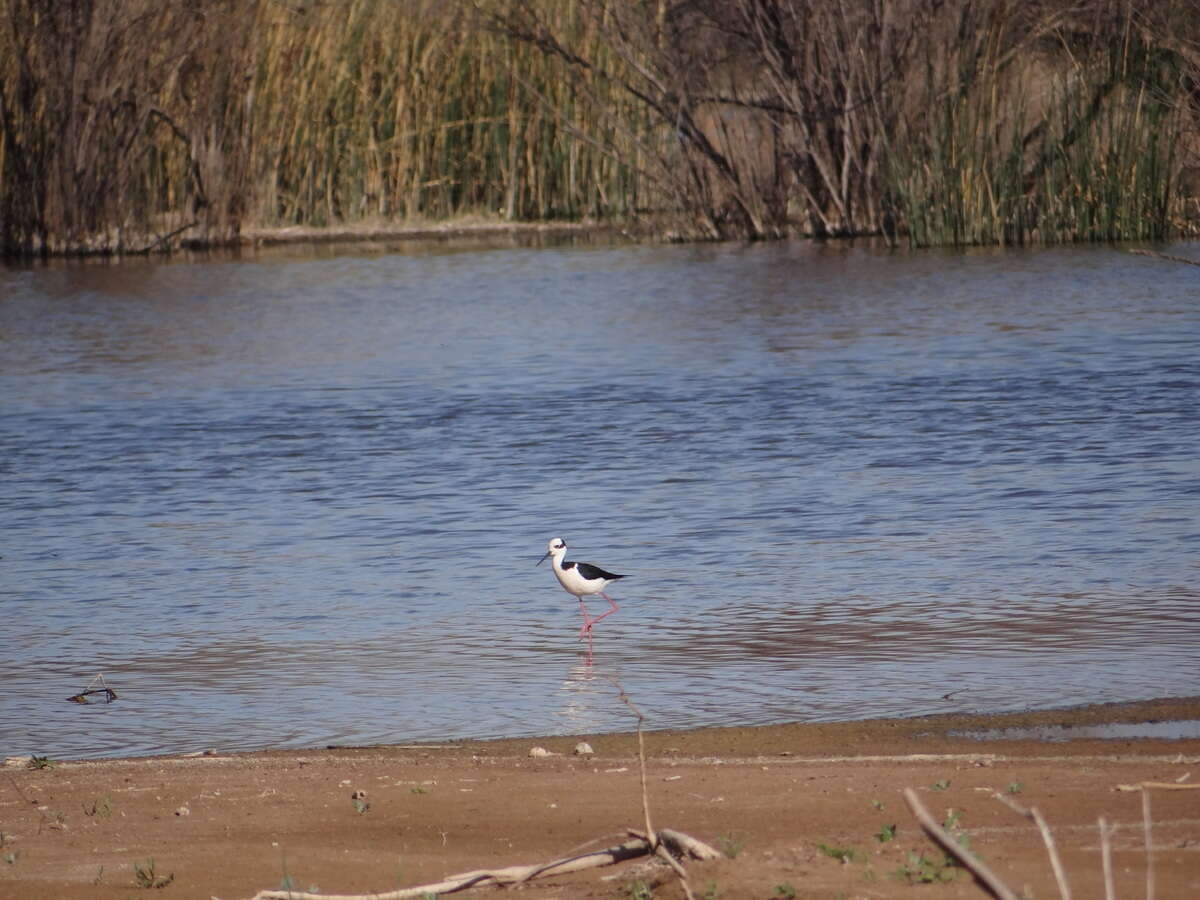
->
[2,697,1198,899]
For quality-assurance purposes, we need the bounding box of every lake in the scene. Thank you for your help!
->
[1,237,1197,760]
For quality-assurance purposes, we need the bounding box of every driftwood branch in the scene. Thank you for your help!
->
[67,674,118,704]
[903,788,1020,900]
[656,827,722,861]
[1115,780,1200,791]
[129,219,199,254]
[245,828,720,900]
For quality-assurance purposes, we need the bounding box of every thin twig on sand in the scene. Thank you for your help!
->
[1098,816,1116,900]
[903,788,1020,900]
[612,675,709,900]
[612,678,656,846]
[993,792,1071,900]
[1142,788,1155,900]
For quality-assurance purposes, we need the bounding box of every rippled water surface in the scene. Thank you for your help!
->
[2,239,1198,759]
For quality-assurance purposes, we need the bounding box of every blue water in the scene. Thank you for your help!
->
[1,239,1197,759]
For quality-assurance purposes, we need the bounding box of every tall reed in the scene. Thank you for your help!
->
[883,2,1188,246]
[0,0,650,256]
[0,0,1196,255]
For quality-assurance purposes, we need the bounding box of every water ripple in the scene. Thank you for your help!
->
[1,241,1198,758]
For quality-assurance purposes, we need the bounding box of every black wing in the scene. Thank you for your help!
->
[574,561,625,581]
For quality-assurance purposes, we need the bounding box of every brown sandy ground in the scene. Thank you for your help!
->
[2,697,1198,900]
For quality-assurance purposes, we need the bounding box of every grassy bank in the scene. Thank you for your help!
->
[1,0,1197,256]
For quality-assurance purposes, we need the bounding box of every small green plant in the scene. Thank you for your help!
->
[353,798,370,814]
[870,798,884,810]
[93,865,105,884]
[897,849,961,884]
[942,809,972,853]
[28,755,56,770]
[624,878,653,899]
[1006,781,1023,794]
[84,795,113,817]
[931,778,950,791]
[875,823,897,843]
[410,785,428,794]
[717,832,745,858]
[774,883,796,898]
[817,842,856,862]
[702,879,720,899]
[4,850,19,865]
[133,859,174,889]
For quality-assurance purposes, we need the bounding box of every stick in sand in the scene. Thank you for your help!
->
[1143,788,1155,900]
[903,787,1019,900]
[993,791,1071,900]
[1099,816,1116,900]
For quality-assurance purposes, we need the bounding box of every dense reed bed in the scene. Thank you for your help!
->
[0,0,1196,256]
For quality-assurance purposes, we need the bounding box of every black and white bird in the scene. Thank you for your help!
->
[536,537,626,642]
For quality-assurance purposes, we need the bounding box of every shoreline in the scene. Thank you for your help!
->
[12,219,1196,265]
[16,694,1198,767]
[234,219,622,249]
[408,694,1200,763]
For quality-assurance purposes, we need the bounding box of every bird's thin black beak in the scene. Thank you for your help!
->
[536,551,550,567]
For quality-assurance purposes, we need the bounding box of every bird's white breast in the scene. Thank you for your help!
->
[554,561,605,597]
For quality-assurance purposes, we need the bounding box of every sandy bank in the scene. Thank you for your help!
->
[2,697,1198,899]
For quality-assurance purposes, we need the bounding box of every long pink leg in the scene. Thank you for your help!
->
[587,592,620,628]
[577,598,596,640]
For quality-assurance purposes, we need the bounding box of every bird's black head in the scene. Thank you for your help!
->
[536,536,567,566]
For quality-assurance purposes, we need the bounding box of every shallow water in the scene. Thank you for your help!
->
[1,238,1198,760]
[950,720,1200,742]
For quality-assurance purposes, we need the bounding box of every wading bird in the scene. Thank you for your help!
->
[537,537,626,643]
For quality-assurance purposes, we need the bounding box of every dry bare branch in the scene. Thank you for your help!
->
[903,787,1020,900]
[1099,816,1116,900]
[613,678,656,847]
[1143,788,1155,900]
[611,677,717,900]
[1115,780,1200,791]
[992,792,1072,900]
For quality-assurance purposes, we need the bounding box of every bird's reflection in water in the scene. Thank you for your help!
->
[556,654,623,733]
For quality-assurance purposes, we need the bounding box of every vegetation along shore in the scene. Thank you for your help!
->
[2,0,1199,258]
